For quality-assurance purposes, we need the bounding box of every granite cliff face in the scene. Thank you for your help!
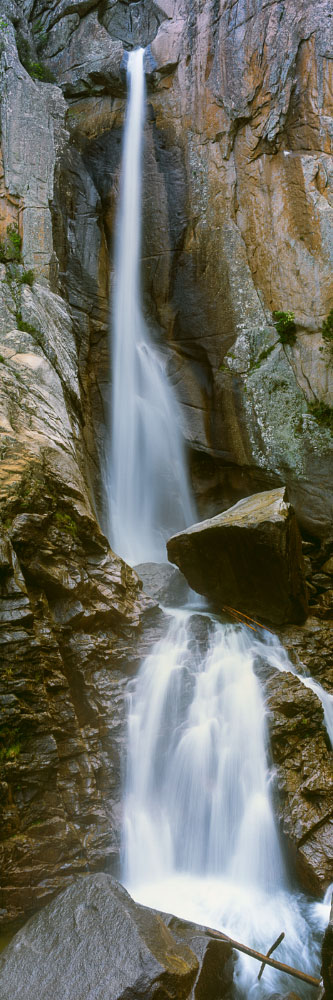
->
[0,0,332,929]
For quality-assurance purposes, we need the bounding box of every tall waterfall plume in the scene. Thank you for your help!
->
[107,47,195,565]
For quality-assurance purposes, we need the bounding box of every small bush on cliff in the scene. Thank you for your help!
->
[272,310,297,346]
[0,223,21,263]
[15,311,38,335]
[308,401,333,434]
[20,269,34,287]
[27,61,55,83]
[16,32,54,82]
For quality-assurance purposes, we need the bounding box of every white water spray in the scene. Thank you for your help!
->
[107,48,195,564]
[123,611,326,996]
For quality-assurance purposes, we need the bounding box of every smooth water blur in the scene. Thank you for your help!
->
[123,610,325,997]
[109,42,329,1000]
[106,48,194,564]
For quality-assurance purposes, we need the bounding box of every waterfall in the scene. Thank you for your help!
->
[106,46,330,999]
[123,611,327,996]
[106,47,195,565]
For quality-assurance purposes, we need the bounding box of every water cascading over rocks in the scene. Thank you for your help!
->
[105,47,330,998]
[106,47,194,565]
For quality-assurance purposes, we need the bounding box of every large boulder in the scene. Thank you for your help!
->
[0,874,199,1000]
[134,561,190,607]
[167,488,308,625]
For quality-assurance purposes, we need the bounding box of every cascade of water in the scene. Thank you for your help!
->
[108,45,330,1000]
[106,47,195,565]
[123,611,326,996]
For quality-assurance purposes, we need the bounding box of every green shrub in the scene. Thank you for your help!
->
[0,223,21,263]
[27,61,55,82]
[15,311,38,335]
[308,401,333,433]
[272,310,297,346]
[16,33,54,82]
[21,269,34,287]
[0,742,21,762]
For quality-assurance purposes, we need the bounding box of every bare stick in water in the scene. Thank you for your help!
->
[257,931,285,980]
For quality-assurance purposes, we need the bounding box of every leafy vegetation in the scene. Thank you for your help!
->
[16,32,54,82]
[0,743,21,762]
[15,310,38,335]
[54,511,78,537]
[0,223,21,263]
[20,269,34,287]
[27,61,55,82]
[0,725,21,764]
[308,401,333,434]
[272,310,297,346]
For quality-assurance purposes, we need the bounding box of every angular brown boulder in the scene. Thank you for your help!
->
[167,488,308,625]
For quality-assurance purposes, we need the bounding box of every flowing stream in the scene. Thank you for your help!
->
[106,47,194,565]
[108,48,331,998]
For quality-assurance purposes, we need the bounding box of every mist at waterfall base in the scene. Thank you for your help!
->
[123,610,330,997]
[106,47,194,566]
[105,48,331,998]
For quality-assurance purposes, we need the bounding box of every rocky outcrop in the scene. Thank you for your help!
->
[0,18,163,929]
[264,667,333,894]
[0,874,200,1000]
[167,488,308,625]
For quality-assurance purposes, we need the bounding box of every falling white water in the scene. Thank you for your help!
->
[106,41,330,1000]
[123,610,326,996]
[106,48,195,564]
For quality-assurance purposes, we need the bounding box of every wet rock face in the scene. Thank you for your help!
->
[321,896,333,1000]
[264,668,333,894]
[0,874,200,1000]
[167,488,308,625]
[0,317,162,929]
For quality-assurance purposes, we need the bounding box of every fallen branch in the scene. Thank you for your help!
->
[171,915,321,988]
[222,604,276,635]
[204,925,321,988]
